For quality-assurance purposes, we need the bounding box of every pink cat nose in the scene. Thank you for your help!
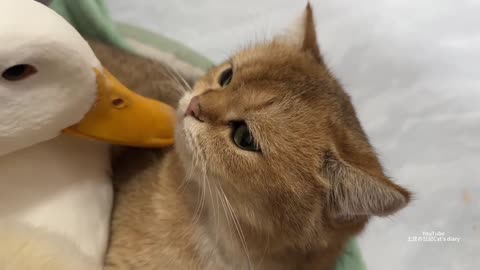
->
[185,96,201,121]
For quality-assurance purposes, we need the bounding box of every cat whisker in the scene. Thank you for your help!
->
[212,183,222,246]
[167,78,186,95]
[191,180,204,224]
[176,131,197,193]
[190,134,206,225]
[220,187,254,270]
[193,135,212,226]
[170,79,188,96]
[192,174,206,225]
[176,169,193,193]
[196,142,221,247]
[170,87,186,97]
[176,155,196,193]
[185,126,252,268]
[157,64,187,96]
[170,66,193,93]
[204,170,214,220]
[162,65,192,95]
[256,231,270,268]
[205,176,221,251]
[176,156,195,193]
[164,66,186,88]
[164,70,187,97]
[216,186,234,256]
[216,187,231,231]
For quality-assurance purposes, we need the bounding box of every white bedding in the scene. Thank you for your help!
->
[106,1,480,269]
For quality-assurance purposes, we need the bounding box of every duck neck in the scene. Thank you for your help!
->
[0,135,112,264]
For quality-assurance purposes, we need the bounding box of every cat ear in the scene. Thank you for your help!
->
[322,150,411,223]
[278,3,323,63]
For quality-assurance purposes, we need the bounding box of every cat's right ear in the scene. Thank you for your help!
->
[276,3,323,64]
[322,152,411,224]
[320,132,412,224]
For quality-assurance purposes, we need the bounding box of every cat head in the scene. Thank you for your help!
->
[176,4,411,250]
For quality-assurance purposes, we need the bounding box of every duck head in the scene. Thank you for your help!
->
[0,0,175,156]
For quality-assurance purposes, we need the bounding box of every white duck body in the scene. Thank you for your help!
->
[0,136,111,264]
[0,0,174,266]
[0,221,100,270]
[0,0,108,264]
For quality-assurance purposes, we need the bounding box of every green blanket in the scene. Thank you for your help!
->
[50,0,130,51]
[47,1,367,269]
[50,0,212,71]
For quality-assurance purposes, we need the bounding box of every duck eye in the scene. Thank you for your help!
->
[2,64,37,81]
[231,121,260,152]
[218,67,233,87]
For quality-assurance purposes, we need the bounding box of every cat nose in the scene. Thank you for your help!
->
[185,96,202,121]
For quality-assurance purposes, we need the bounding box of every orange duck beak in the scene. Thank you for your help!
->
[63,68,175,148]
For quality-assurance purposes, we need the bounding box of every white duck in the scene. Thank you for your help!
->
[0,0,175,267]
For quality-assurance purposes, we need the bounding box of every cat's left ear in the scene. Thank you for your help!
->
[277,3,323,63]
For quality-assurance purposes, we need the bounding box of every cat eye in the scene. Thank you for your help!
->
[231,121,260,152]
[218,67,233,87]
[2,64,38,81]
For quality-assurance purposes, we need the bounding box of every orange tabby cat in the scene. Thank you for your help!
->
[106,4,411,270]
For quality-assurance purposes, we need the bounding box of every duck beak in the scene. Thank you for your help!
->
[63,68,175,147]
